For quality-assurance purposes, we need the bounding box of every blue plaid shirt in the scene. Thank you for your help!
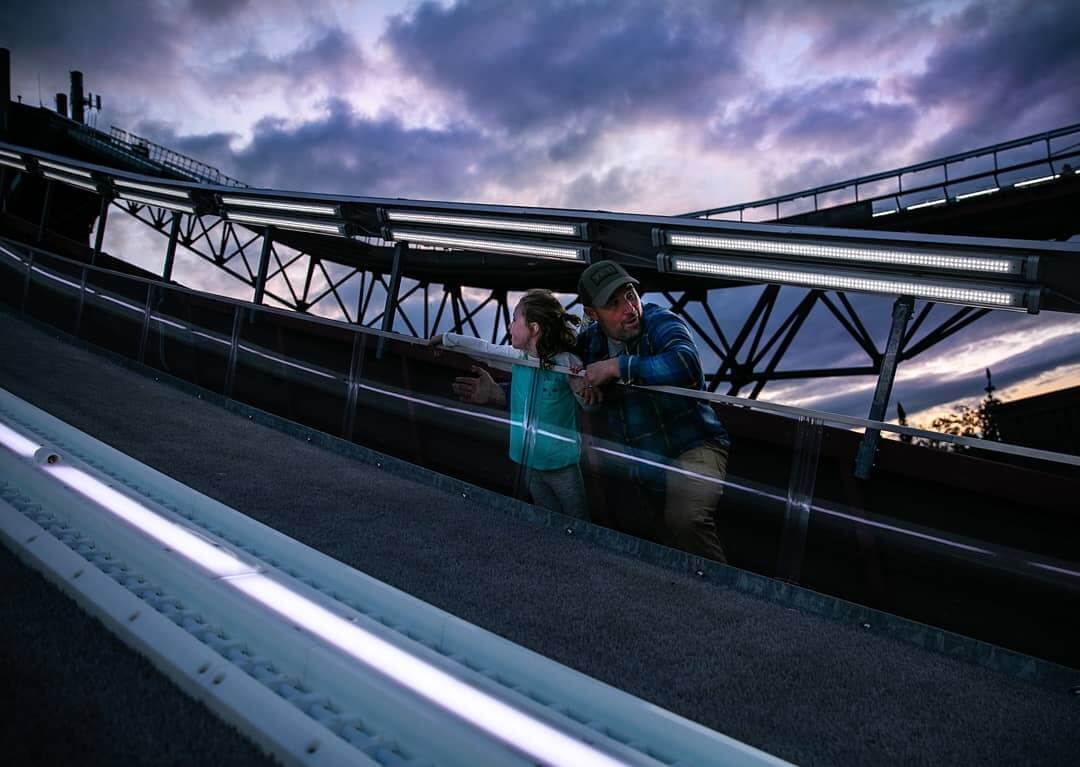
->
[576,303,730,489]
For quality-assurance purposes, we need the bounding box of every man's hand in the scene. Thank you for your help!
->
[575,358,620,405]
[452,365,506,406]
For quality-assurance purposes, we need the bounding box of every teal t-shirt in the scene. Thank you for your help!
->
[509,362,581,470]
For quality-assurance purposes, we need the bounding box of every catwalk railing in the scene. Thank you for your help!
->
[680,122,1080,222]
[2,237,1078,673]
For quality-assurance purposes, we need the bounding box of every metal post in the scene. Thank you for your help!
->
[138,287,154,363]
[73,266,88,337]
[223,306,243,398]
[21,251,35,311]
[376,242,405,359]
[252,227,273,305]
[854,296,915,479]
[341,330,367,441]
[92,195,109,265]
[161,212,181,281]
[37,179,52,243]
[776,416,823,583]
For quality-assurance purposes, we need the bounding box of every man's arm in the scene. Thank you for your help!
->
[620,313,703,389]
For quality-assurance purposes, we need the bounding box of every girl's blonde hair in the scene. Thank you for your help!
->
[518,289,580,368]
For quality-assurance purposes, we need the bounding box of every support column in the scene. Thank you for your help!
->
[161,212,181,281]
[854,296,914,479]
[92,195,109,265]
[252,227,273,305]
[377,242,405,358]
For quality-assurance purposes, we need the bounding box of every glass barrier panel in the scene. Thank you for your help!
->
[352,334,525,500]
[0,242,31,309]
[142,285,238,395]
[80,268,150,361]
[580,387,792,568]
[24,250,85,334]
[801,425,1080,668]
[231,306,352,436]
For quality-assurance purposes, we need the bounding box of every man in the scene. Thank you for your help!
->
[576,260,730,563]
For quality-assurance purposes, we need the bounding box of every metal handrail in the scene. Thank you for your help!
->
[681,122,1080,220]
[4,236,1077,469]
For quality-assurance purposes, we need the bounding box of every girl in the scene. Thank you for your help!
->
[431,289,592,519]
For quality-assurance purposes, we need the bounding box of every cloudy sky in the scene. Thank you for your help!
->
[3,0,1079,429]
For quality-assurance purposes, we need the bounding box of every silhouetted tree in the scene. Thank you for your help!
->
[919,368,1003,451]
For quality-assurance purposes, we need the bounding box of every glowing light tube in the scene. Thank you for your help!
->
[383,209,586,237]
[31,453,630,767]
[0,158,28,172]
[113,179,191,199]
[220,196,339,216]
[1015,174,1059,188]
[955,187,999,200]
[658,253,1036,311]
[43,171,99,193]
[117,192,195,214]
[657,229,1028,277]
[905,198,947,210]
[0,148,23,160]
[0,422,42,457]
[388,228,590,262]
[225,211,346,236]
[38,159,92,178]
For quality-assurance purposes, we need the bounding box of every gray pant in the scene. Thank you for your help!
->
[528,463,589,520]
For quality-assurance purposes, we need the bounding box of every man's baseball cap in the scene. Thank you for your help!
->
[578,260,639,307]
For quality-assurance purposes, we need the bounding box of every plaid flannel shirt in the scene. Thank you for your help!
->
[576,303,730,489]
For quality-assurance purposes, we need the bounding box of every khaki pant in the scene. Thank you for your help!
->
[646,443,729,564]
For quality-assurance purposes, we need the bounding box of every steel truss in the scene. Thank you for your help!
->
[116,201,987,399]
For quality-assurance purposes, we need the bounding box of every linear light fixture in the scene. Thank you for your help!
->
[955,186,999,201]
[905,198,947,211]
[220,196,339,217]
[657,253,1039,312]
[1015,174,1059,188]
[226,211,346,236]
[38,159,93,178]
[113,178,191,199]
[18,430,634,767]
[386,227,591,262]
[654,228,1035,278]
[117,192,196,214]
[381,209,587,238]
[0,158,28,172]
[43,171,99,193]
[871,208,898,218]
[0,148,23,160]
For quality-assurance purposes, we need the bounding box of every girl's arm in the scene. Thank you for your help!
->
[440,333,524,360]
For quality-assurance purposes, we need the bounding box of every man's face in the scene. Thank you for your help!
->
[586,284,643,342]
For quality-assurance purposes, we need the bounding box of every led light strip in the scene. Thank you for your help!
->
[113,179,191,199]
[1015,174,1059,188]
[38,159,93,178]
[0,158,28,172]
[388,228,589,262]
[905,198,947,211]
[4,433,630,767]
[384,210,585,237]
[117,192,195,214]
[226,211,345,236]
[955,186,999,200]
[871,208,898,217]
[664,255,1027,309]
[0,148,23,161]
[661,231,1022,276]
[43,171,99,193]
[221,196,339,216]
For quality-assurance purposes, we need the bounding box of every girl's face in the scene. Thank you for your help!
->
[509,302,538,352]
